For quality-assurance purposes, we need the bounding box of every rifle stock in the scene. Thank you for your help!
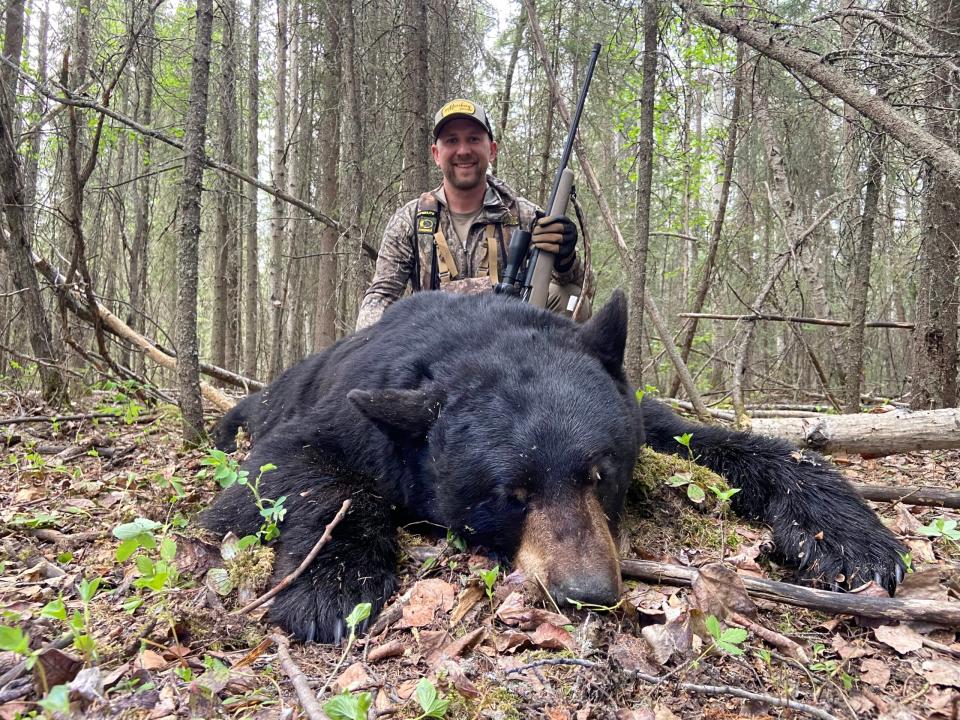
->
[524,168,573,307]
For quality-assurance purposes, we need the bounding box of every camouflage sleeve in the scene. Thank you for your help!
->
[356,203,418,331]
[514,196,584,287]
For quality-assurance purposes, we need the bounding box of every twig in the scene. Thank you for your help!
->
[675,681,840,720]
[505,657,597,674]
[271,632,327,720]
[621,558,960,626]
[233,499,352,616]
[0,412,158,425]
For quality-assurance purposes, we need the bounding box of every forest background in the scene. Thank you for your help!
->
[2,0,959,443]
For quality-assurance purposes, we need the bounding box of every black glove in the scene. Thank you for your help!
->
[531,214,578,271]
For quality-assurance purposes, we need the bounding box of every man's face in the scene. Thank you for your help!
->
[431,118,498,191]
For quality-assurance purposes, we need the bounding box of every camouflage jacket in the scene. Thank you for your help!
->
[356,176,584,330]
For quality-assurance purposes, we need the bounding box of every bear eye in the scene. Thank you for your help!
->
[511,487,529,504]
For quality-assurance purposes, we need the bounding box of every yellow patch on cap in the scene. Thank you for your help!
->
[441,99,476,117]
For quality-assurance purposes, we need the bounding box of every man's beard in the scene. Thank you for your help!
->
[443,161,486,190]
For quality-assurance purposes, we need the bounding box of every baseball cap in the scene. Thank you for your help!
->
[433,99,494,140]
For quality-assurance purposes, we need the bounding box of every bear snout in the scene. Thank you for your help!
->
[513,491,622,608]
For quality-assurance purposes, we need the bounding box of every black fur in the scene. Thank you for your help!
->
[203,290,904,642]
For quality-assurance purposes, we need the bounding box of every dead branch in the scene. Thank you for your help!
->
[850,483,960,509]
[233,499,352,616]
[271,632,326,720]
[679,311,925,329]
[620,558,960,626]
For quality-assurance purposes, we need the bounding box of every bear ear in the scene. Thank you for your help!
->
[577,289,628,377]
[347,385,445,436]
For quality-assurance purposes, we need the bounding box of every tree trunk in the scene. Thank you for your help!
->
[625,0,658,385]
[339,0,365,320]
[910,0,960,410]
[211,0,241,372]
[314,1,341,350]
[267,0,289,379]
[125,2,155,375]
[493,10,525,176]
[243,0,261,378]
[0,0,67,403]
[843,127,884,412]
[400,0,429,201]
[175,0,215,445]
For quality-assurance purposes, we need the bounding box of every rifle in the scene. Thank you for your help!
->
[495,43,601,307]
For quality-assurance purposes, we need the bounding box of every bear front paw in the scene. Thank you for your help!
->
[267,566,397,643]
[793,528,906,594]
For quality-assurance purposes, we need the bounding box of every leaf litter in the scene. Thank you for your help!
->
[0,395,958,718]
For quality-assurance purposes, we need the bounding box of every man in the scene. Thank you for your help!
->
[356,98,585,330]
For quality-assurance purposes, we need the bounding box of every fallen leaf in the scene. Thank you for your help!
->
[831,634,869,661]
[429,627,485,666]
[135,649,168,670]
[875,624,924,655]
[492,629,529,653]
[33,647,82,689]
[68,667,104,702]
[496,591,570,630]
[691,563,757,620]
[896,568,951,603]
[438,659,480,698]
[529,623,575,651]
[654,706,680,720]
[860,658,890,688]
[544,707,571,720]
[617,710,654,720]
[921,659,960,688]
[449,584,485,626]
[400,579,456,627]
[332,662,373,693]
[608,635,659,676]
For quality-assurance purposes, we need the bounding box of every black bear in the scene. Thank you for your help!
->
[203,290,905,643]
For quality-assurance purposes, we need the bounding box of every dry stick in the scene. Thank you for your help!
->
[271,632,327,720]
[851,483,960,510]
[504,657,839,720]
[620,558,960,627]
[233,499,352,616]
[0,412,141,424]
[679,312,926,330]
[519,0,711,422]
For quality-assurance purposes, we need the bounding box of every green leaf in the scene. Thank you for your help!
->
[116,537,140,562]
[206,568,234,596]
[686,483,706,504]
[323,691,372,720]
[721,627,748,645]
[345,602,372,630]
[159,537,177,563]
[41,597,67,621]
[122,597,144,614]
[135,555,155,576]
[415,677,449,718]
[78,577,101,603]
[704,615,722,641]
[667,473,690,487]
[0,625,29,654]
[38,684,71,716]
[113,517,162,540]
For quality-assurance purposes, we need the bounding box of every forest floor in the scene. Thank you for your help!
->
[0,388,958,720]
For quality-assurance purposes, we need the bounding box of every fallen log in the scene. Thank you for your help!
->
[750,407,960,457]
[620,558,960,627]
[851,483,960,510]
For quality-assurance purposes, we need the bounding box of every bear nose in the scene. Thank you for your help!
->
[551,572,621,608]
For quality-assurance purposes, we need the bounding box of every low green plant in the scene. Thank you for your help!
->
[475,565,499,603]
[413,677,450,719]
[918,517,960,543]
[809,642,855,690]
[704,615,747,656]
[323,690,372,720]
[199,450,284,542]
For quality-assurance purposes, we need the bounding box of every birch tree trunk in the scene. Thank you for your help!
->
[175,0,214,445]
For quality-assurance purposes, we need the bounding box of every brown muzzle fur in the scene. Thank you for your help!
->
[513,490,622,607]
